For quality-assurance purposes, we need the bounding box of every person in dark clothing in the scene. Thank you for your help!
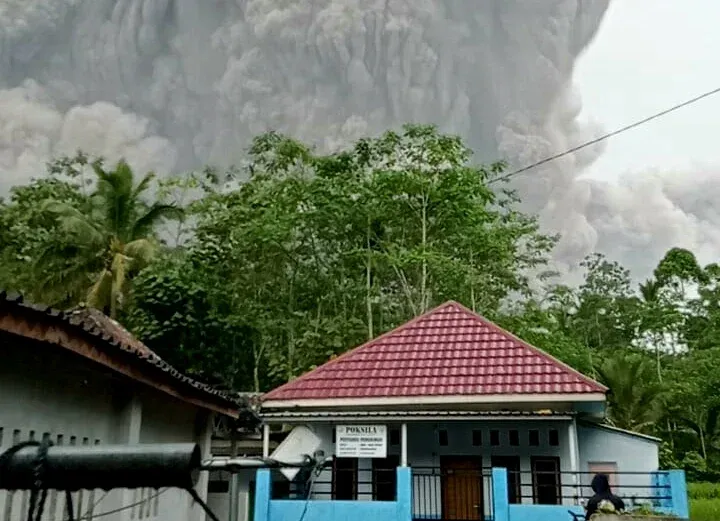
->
[585,474,625,520]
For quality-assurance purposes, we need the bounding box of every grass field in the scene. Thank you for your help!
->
[689,483,720,520]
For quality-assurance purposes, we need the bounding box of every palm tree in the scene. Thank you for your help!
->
[595,354,666,434]
[35,160,181,317]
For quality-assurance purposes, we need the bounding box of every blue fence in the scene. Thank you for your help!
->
[254,466,689,521]
[491,467,689,521]
[254,467,412,521]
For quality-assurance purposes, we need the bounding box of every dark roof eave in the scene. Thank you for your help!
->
[0,291,241,417]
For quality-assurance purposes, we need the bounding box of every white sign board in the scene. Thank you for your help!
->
[335,425,387,458]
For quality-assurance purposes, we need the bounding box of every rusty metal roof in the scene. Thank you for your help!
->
[263,301,607,403]
[0,291,243,415]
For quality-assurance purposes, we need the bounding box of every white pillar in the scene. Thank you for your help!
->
[262,424,271,458]
[192,411,214,521]
[568,418,580,503]
[400,423,408,467]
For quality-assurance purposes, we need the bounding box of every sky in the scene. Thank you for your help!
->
[575,0,720,182]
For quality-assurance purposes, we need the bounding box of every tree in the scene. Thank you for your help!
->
[0,157,89,297]
[594,353,666,434]
[34,158,182,316]
[127,125,555,390]
[572,253,641,353]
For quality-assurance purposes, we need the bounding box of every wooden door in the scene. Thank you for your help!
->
[441,457,483,520]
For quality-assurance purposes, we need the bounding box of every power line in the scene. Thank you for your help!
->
[490,84,720,184]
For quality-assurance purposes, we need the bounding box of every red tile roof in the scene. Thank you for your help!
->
[263,301,606,403]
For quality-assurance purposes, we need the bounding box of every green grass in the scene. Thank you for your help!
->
[690,498,720,520]
[689,482,720,500]
[689,483,720,520]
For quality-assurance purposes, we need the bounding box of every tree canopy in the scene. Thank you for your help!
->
[1,124,719,478]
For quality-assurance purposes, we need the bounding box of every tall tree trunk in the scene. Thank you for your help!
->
[420,193,428,313]
[366,216,374,339]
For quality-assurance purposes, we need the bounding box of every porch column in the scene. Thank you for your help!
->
[262,423,270,458]
[568,418,580,499]
[400,423,408,466]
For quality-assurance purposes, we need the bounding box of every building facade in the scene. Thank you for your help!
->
[256,301,677,521]
[0,293,240,521]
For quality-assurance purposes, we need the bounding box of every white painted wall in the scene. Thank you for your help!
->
[206,470,254,521]
[267,419,660,518]
[0,333,215,521]
[577,424,660,508]
[275,420,577,517]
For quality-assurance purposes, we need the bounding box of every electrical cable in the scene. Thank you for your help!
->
[295,460,324,521]
[490,84,720,184]
[69,489,168,521]
[0,441,323,521]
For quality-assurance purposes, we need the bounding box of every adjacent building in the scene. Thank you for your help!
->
[0,292,241,521]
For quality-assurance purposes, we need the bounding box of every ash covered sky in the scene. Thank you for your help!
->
[1,0,719,281]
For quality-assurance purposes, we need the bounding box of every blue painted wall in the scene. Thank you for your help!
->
[254,467,412,521]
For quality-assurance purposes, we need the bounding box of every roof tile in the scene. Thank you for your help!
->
[264,301,606,402]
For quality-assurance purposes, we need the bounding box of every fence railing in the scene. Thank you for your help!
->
[506,469,672,507]
[412,466,494,520]
[268,465,684,520]
[272,466,398,501]
[411,466,671,514]
[493,468,689,521]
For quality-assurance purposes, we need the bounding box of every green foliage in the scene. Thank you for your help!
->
[688,483,720,500]
[594,352,666,433]
[5,124,720,474]
[126,125,555,390]
[689,498,720,521]
[33,157,182,315]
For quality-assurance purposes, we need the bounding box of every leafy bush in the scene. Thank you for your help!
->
[688,482,720,500]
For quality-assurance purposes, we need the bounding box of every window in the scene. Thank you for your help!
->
[549,429,559,447]
[373,455,400,501]
[438,429,449,446]
[492,456,521,504]
[332,458,358,500]
[390,429,400,446]
[472,430,483,446]
[509,430,519,446]
[531,456,561,505]
[208,480,229,493]
[529,430,540,447]
[490,430,500,446]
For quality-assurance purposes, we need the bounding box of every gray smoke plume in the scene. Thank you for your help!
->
[1,0,717,279]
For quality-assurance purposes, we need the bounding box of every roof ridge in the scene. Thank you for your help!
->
[263,300,606,403]
[450,303,607,393]
[263,301,458,400]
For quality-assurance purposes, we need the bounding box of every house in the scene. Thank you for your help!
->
[0,292,244,521]
[254,301,688,521]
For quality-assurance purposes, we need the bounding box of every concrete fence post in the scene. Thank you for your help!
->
[396,467,413,521]
[253,469,272,521]
[668,469,689,519]
[491,468,509,521]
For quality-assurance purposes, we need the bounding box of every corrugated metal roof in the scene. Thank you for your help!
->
[579,421,662,444]
[264,301,606,402]
[0,291,241,411]
[261,410,576,422]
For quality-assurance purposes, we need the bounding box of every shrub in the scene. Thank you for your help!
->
[688,482,720,500]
